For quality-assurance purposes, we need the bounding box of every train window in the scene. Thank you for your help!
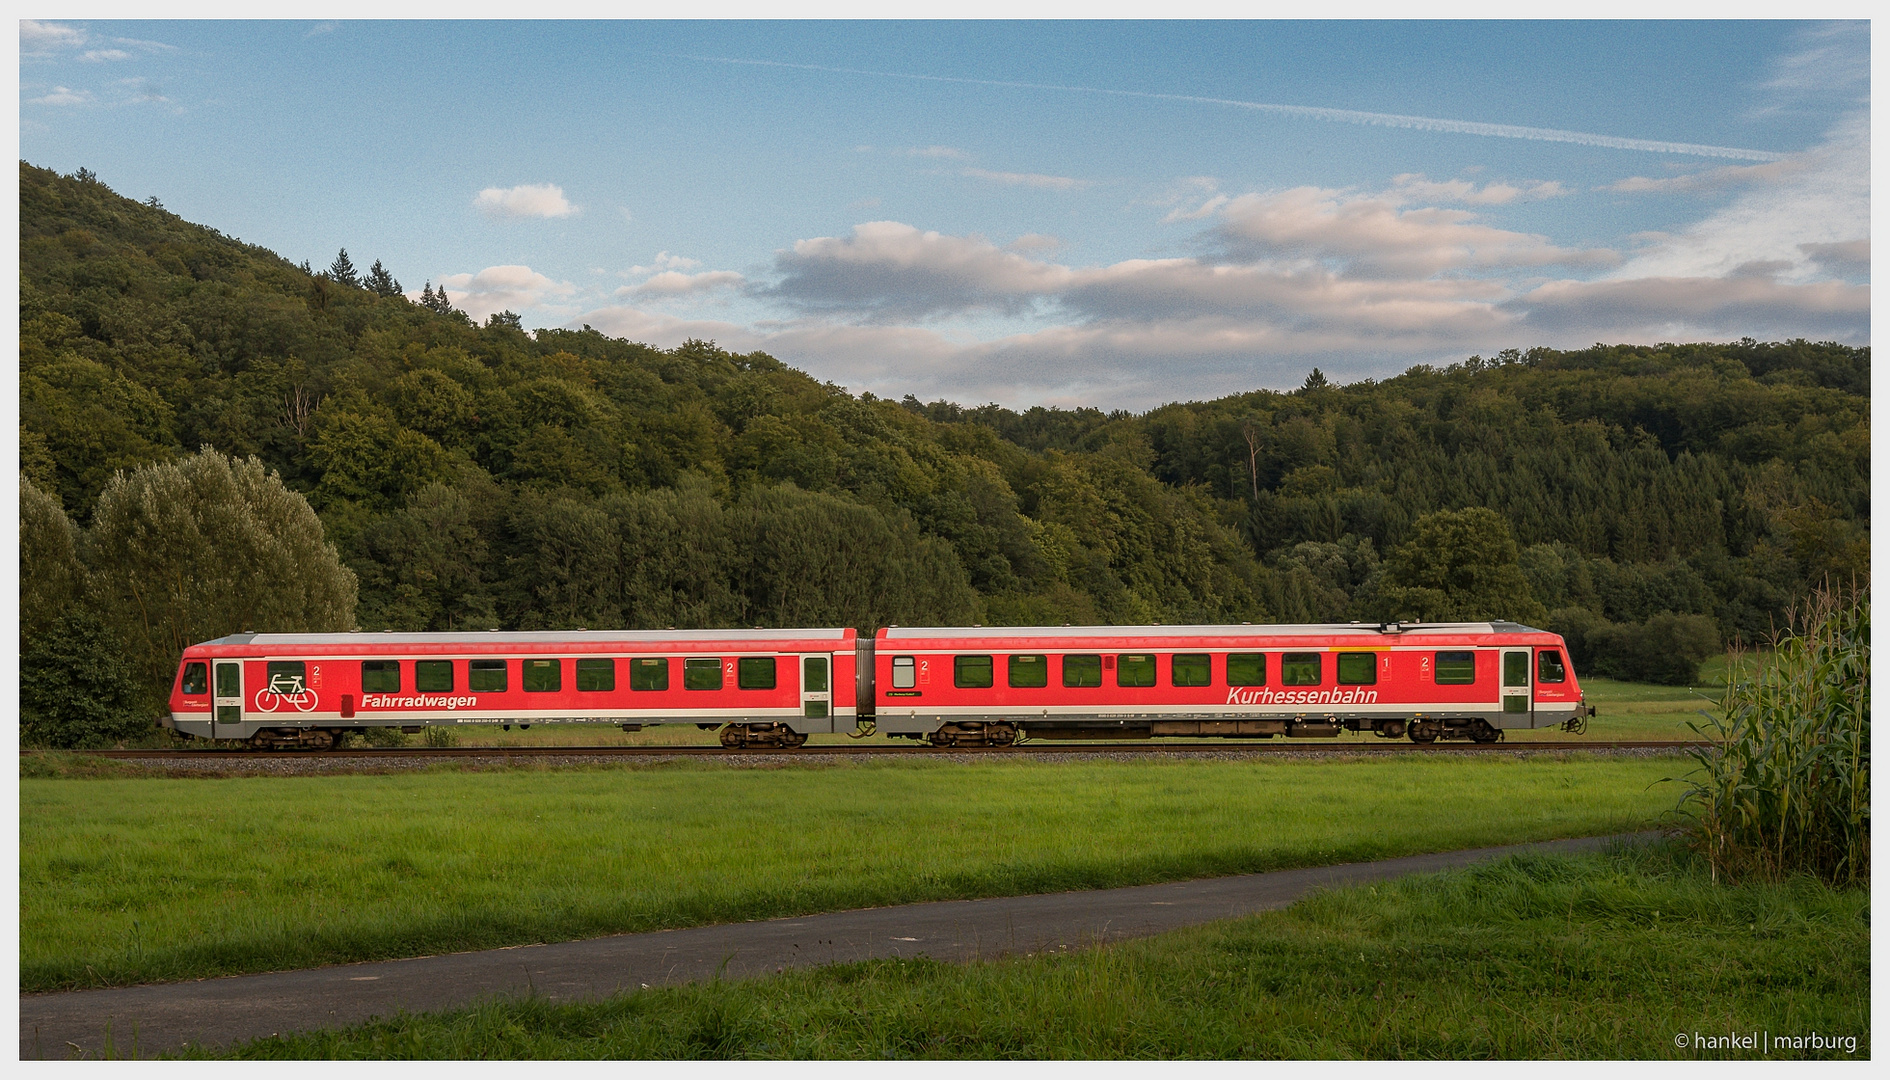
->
[523,658,561,693]
[1336,652,1377,686]
[1226,653,1266,686]
[1008,655,1048,688]
[1117,654,1156,688]
[1171,654,1211,687]
[362,660,400,694]
[1538,650,1567,684]
[416,660,453,692]
[891,656,916,689]
[1435,651,1476,685]
[684,658,722,691]
[577,658,616,692]
[738,656,777,690]
[266,661,308,692]
[955,655,994,689]
[216,662,241,698]
[181,662,208,695]
[469,660,508,692]
[1504,652,1530,687]
[631,657,669,692]
[1063,654,1102,688]
[1281,653,1321,686]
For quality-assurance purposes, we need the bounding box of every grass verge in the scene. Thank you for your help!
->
[190,840,1868,1059]
[23,754,1672,992]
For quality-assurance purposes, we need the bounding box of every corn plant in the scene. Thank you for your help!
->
[1679,588,1869,886]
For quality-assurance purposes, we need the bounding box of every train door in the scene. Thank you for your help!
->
[1500,649,1532,726]
[799,654,832,731]
[213,660,243,736]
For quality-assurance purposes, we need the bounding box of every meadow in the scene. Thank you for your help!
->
[195,840,1869,1059]
[20,754,1679,992]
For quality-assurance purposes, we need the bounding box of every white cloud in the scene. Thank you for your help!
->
[1507,275,1867,342]
[472,183,576,219]
[763,221,1074,320]
[28,86,92,106]
[81,49,130,62]
[573,305,764,353]
[1213,187,1617,278]
[618,270,746,298]
[1799,240,1868,278]
[21,20,86,51]
[1601,158,1808,195]
[1162,194,1229,223]
[961,167,1087,191]
[1382,174,1566,206]
[1605,110,1867,283]
[621,251,701,276]
[437,265,576,322]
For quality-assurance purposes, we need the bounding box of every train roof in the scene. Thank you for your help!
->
[878,622,1544,641]
[191,628,855,649]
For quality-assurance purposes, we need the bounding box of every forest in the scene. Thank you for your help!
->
[17,161,1870,736]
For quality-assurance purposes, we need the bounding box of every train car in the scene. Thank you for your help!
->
[870,622,1593,746]
[166,628,859,749]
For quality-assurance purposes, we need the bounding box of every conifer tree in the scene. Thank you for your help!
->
[364,259,401,297]
[328,248,359,288]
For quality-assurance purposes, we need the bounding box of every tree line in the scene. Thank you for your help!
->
[16,161,1870,740]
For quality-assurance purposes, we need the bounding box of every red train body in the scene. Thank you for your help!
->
[166,621,1591,748]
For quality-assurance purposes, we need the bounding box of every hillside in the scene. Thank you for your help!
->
[18,161,1870,679]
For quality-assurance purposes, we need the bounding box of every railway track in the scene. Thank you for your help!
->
[38,739,1706,761]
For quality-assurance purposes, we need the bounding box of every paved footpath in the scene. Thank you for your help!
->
[22,834,1648,1058]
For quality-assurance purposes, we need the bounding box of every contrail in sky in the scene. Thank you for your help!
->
[689,55,1786,163]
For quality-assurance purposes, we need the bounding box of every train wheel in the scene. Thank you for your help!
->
[1468,721,1502,744]
[719,725,745,749]
[1408,721,1440,744]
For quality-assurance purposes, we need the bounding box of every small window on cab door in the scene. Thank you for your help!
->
[181,662,208,696]
[1537,650,1567,684]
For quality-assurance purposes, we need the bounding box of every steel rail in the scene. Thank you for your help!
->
[36,740,1706,760]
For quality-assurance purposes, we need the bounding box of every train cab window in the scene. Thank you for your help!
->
[577,658,616,692]
[266,661,308,692]
[415,660,454,692]
[684,658,723,691]
[362,660,401,694]
[1226,653,1266,686]
[181,662,208,695]
[523,658,561,693]
[631,657,669,692]
[1538,650,1567,684]
[1336,652,1378,686]
[891,656,916,689]
[1435,651,1476,685]
[1063,654,1102,688]
[1281,653,1322,686]
[955,655,994,688]
[1117,654,1156,688]
[1171,654,1211,687]
[469,660,508,692]
[1008,655,1048,688]
[738,656,777,690]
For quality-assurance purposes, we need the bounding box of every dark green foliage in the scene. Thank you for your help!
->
[1374,507,1546,623]
[20,611,151,749]
[1584,613,1722,686]
[327,248,358,288]
[15,160,1870,687]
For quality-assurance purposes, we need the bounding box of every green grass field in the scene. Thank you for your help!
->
[21,754,1680,992]
[191,840,1868,1060]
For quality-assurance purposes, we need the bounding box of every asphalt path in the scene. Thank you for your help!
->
[22,833,1653,1058]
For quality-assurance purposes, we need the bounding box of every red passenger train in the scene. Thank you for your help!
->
[166,621,1592,749]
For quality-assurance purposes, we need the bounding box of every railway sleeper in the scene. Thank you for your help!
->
[719,722,808,750]
[926,721,1018,748]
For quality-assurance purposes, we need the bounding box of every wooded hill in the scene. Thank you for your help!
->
[19,161,1870,708]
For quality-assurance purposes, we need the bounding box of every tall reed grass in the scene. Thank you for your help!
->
[1679,587,1868,885]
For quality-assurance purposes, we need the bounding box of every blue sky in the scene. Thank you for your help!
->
[19,19,1870,409]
